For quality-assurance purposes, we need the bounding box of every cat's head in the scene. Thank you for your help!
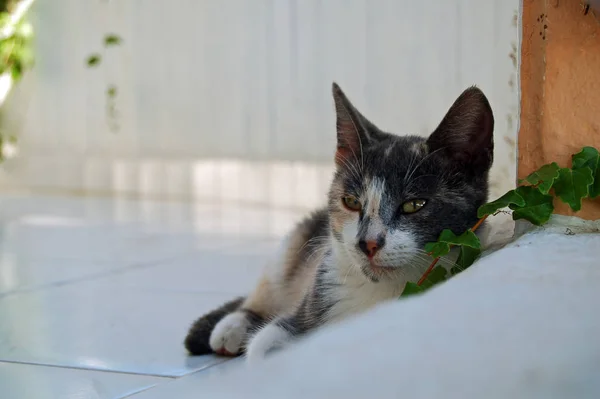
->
[328,83,494,281]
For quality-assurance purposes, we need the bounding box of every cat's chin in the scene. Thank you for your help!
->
[360,262,402,281]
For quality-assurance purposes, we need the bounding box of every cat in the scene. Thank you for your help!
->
[184,82,494,362]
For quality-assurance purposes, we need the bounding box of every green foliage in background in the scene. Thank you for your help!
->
[0,11,34,81]
[401,146,600,298]
[85,32,123,132]
[0,0,35,161]
[0,0,17,13]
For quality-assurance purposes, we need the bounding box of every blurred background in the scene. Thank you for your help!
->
[0,0,520,229]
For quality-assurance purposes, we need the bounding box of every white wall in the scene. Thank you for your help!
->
[0,0,520,209]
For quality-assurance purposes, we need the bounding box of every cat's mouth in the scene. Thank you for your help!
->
[361,260,399,280]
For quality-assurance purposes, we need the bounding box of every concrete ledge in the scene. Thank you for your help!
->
[156,226,600,399]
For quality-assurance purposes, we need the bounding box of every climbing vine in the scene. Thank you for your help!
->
[86,33,122,132]
[401,146,600,297]
[85,0,123,133]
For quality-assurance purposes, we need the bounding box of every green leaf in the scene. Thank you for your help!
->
[104,34,122,46]
[552,167,593,212]
[400,267,449,297]
[400,282,424,297]
[86,54,101,67]
[107,85,118,98]
[424,241,451,258]
[424,229,481,258]
[451,246,482,275]
[509,186,554,225]
[0,12,11,26]
[477,189,525,217]
[419,266,448,290]
[10,61,22,80]
[518,162,560,194]
[572,147,600,198]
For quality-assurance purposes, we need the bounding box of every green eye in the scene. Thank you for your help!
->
[401,199,427,214]
[342,195,362,211]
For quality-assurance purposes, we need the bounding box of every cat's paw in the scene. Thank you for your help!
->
[245,322,290,363]
[209,311,251,356]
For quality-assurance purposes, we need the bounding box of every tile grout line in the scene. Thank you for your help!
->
[117,358,236,399]
[0,359,177,379]
[0,250,201,299]
[114,384,161,399]
[116,359,231,399]
[0,356,234,379]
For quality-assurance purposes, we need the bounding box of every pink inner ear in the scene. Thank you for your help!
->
[335,147,352,166]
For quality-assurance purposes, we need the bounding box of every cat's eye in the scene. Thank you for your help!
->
[342,195,362,211]
[401,199,427,214]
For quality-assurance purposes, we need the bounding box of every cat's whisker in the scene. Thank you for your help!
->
[337,153,362,182]
[403,151,419,185]
[341,264,354,285]
[412,251,455,268]
[296,236,330,256]
[405,174,439,191]
[303,242,330,266]
[404,146,446,189]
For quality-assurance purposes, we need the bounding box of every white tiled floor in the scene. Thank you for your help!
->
[0,193,303,398]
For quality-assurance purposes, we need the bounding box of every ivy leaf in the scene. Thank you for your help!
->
[86,54,101,67]
[424,229,481,258]
[451,246,482,275]
[509,186,554,225]
[552,167,593,212]
[419,266,448,290]
[424,241,451,258]
[10,58,23,81]
[107,85,118,98]
[104,34,122,47]
[477,189,525,217]
[400,282,424,297]
[571,147,600,198]
[518,162,560,194]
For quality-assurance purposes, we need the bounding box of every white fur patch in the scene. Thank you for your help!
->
[209,311,251,354]
[325,256,404,322]
[245,322,290,363]
[377,228,419,267]
[341,219,359,248]
[364,178,385,217]
[263,233,291,282]
[384,140,396,158]
[411,141,427,155]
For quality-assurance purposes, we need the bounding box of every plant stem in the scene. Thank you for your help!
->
[417,214,489,286]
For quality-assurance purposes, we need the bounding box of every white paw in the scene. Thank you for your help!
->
[245,322,290,363]
[209,312,251,355]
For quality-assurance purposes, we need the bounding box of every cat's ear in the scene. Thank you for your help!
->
[427,86,494,171]
[332,82,376,166]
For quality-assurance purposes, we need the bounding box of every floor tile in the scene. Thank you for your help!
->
[94,245,276,295]
[127,358,245,399]
[0,193,298,382]
[0,282,235,377]
[0,255,127,295]
[0,194,300,265]
[0,361,165,399]
[0,235,276,296]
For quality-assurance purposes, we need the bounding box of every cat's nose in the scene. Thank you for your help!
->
[358,239,381,258]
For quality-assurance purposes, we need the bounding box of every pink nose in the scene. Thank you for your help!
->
[359,240,380,258]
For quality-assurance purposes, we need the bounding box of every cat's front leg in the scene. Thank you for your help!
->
[245,320,292,363]
[246,287,326,362]
[245,315,312,363]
